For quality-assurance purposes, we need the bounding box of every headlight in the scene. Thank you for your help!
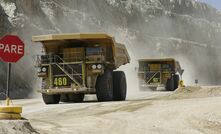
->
[37,68,41,72]
[42,67,47,72]
[92,64,97,69]
[97,64,102,69]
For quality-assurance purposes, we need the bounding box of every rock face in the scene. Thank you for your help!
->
[0,120,38,134]
[0,5,13,36]
[0,0,221,99]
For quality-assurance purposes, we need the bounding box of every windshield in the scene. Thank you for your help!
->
[86,47,103,56]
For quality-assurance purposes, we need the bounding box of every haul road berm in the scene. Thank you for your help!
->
[32,33,130,104]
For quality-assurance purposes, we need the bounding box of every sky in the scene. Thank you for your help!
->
[200,0,221,10]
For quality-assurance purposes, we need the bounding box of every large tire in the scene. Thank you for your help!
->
[173,74,180,90]
[166,77,174,91]
[60,94,69,102]
[68,94,84,102]
[113,71,127,101]
[42,94,60,104]
[96,69,113,102]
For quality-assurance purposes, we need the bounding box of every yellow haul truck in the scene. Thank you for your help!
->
[32,33,130,104]
[138,58,183,91]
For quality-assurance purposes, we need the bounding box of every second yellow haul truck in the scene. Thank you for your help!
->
[32,33,130,104]
[137,58,184,91]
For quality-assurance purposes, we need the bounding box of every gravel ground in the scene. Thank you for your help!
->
[1,86,221,134]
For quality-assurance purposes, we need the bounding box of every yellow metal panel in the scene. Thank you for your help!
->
[63,48,84,62]
[32,33,112,42]
[139,58,175,62]
[0,106,22,114]
[82,62,86,87]
[149,64,161,71]
[32,33,130,69]
[0,113,21,120]
[114,43,130,68]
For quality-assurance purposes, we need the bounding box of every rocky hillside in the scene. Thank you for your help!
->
[0,0,221,99]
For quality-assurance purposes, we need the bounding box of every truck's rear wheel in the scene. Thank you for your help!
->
[113,71,127,101]
[96,69,113,101]
[42,94,60,104]
[166,77,174,91]
[68,94,84,102]
[173,74,180,90]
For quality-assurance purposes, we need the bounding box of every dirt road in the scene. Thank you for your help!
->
[2,87,221,134]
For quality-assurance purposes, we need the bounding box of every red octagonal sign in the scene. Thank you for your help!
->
[0,35,25,63]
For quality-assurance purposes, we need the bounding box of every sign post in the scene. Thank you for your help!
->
[0,35,25,120]
[6,63,11,105]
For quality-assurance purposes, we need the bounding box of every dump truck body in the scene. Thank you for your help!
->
[33,33,130,104]
[138,58,183,91]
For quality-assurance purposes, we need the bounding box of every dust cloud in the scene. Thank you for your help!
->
[1,0,221,99]
[27,0,221,98]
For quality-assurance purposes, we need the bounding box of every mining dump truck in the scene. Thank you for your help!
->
[137,58,184,91]
[32,33,130,104]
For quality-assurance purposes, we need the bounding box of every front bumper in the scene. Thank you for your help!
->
[140,84,165,88]
[37,87,92,94]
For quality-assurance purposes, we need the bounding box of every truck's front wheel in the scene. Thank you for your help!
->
[166,76,174,91]
[42,94,60,104]
[173,74,180,90]
[96,69,113,101]
[113,71,127,101]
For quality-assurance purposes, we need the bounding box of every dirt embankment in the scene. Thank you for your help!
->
[163,86,221,100]
[0,120,38,134]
